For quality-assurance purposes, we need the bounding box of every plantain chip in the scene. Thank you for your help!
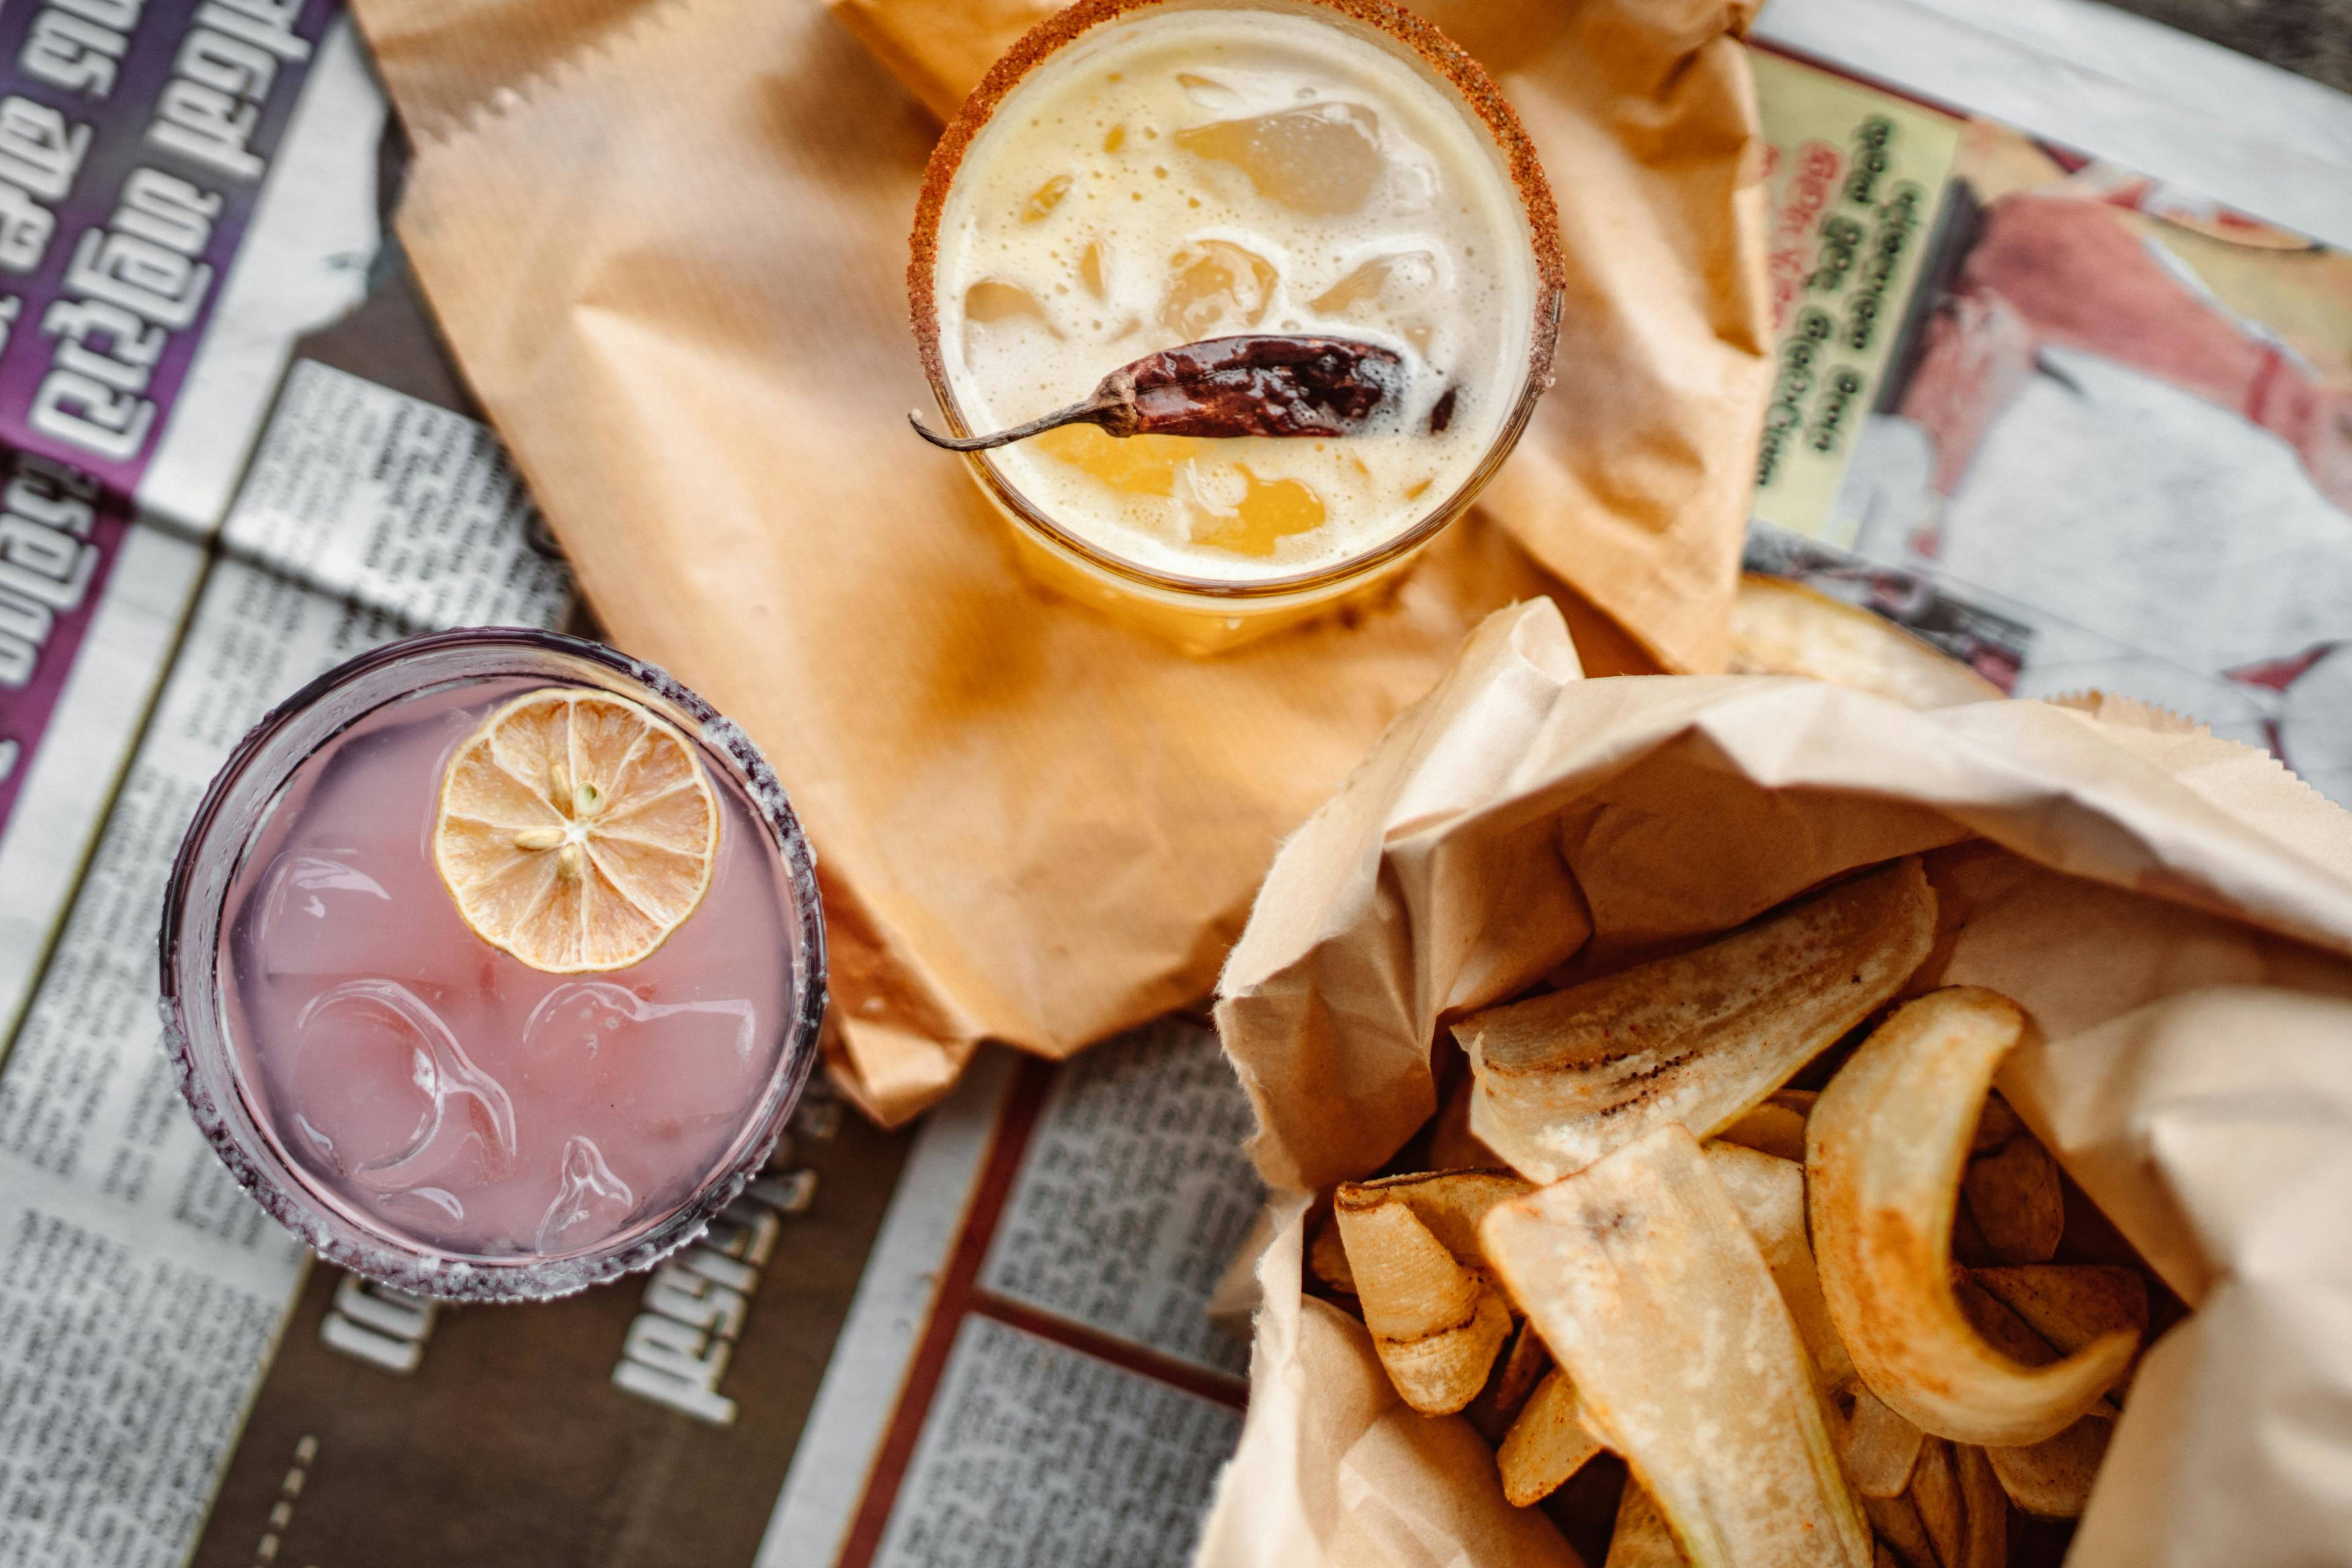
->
[1953,1275,2072,1371]
[1956,1444,2009,1568]
[1343,1169,1533,1258]
[1970,1264,2149,1365]
[1717,1090,1816,1163]
[1321,1168,1534,1295]
[1809,988,2138,1446]
[1728,573,2004,708]
[1466,1319,1555,1445]
[1606,1482,1691,1567]
[1862,1492,1937,1568]
[1309,1212,1355,1294]
[1953,1275,2125,1520]
[1986,1411,2112,1520]
[1703,1142,1855,1390]
[1497,1368,1605,1507]
[1904,1439,2007,1568]
[1962,1130,2064,1264]
[1460,859,1934,1182]
[1335,1188,1513,1414]
[1834,1382,1926,1499]
[1909,1439,1964,1568]
[1483,1124,1873,1568]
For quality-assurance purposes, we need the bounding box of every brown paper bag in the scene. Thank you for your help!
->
[348,0,1768,1121]
[1208,599,2352,1565]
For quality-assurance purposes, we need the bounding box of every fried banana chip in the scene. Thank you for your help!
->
[1334,1189,1512,1414]
[1962,1126,2065,1264]
[1717,1090,1816,1163]
[1606,1483,1691,1567]
[1729,573,2004,709]
[1497,1368,1605,1507]
[1483,1125,1872,1568]
[1346,1169,1533,1258]
[1907,1439,2006,1568]
[1319,1168,1534,1295]
[1861,1492,1937,1568]
[1970,1265,2149,1361]
[1461,859,1934,1182]
[1704,1142,1855,1390]
[1834,1383,1926,1499]
[1956,1444,2009,1568]
[1309,1213,1355,1294]
[1952,1275,2122,1519]
[1909,1439,1964,1568]
[1466,1318,1555,1444]
[1986,1411,2112,1519]
[1810,988,2138,1446]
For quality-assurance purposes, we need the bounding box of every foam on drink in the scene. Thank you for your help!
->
[932,4,1542,581]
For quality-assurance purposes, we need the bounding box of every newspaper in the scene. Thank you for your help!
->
[0,1,2346,1566]
[1742,13,2352,804]
[0,6,572,1563]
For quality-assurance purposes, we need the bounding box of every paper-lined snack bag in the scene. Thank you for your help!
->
[1207,600,2352,1566]
[347,0,1771,1121]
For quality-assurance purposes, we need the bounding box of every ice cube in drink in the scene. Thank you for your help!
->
[217,676,799,1262]
[914,0,1561,645]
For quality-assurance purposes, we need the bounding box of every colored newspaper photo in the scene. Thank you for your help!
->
[1745,47,2352,804]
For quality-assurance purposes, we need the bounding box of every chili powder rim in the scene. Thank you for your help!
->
[907,0,1567,603]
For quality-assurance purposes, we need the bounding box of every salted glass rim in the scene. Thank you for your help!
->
[157,628,827,1303]
[907,0,1568,601]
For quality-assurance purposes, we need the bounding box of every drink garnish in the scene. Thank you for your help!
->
[434,688,720,973]
[910,333,1403,451]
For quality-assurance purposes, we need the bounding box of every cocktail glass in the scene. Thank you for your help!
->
[911,0,1565,653]
[160,630,826,1302]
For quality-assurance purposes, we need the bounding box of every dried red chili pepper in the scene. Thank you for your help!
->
[911,334,1404,451]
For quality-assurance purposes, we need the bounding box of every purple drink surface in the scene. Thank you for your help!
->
[220,679,795,1259]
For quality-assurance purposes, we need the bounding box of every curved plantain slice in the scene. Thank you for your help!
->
[1834,1383,1926,1499]
[1343,1169,1534,1259]
[1962,1129,2065,1264]
[1309,1213,1356,1294]
[1460,858,1935,1182]
[1956,1445,2010,1568]
[1970,1265,2149,1361]
[1497,1368,1605,1507]
[1905,1438,2008,1568]
[1986,1411,2112,1519]
[1320,1169,1534,1295]
[1703,1142,1855,1390]
[1334,1193,1512,1415]
[1862,1493,1937,1568]
[1909,1439,1964,1568]
[1717,1090,1816,1163]
[1809,988,2139,1446]
[1483,1124,1873,1568]
[1729,573,2004,708]
[1606,1482,1691,1567]
[1466,1319,1555,1444]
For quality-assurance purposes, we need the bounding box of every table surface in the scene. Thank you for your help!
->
[2106,0,2351,91]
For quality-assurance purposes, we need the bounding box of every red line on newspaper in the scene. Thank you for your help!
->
[832,1052,1251,1568]
[965,1291,1248,1411]
[833,1057,1054,1568]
